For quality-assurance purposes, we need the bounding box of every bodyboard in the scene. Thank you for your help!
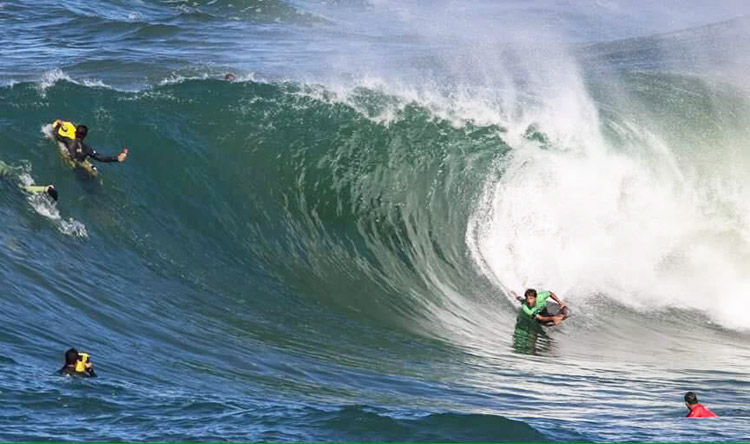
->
[56,141,98,177]
[541,302,570,327]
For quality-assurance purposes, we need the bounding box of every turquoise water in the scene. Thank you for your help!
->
[3,1,750,441]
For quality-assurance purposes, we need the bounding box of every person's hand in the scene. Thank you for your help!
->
[117,148,128,162]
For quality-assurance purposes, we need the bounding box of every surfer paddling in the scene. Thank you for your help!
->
[513,289,569,326]
[0,159,58,201]
[52,120,128,174]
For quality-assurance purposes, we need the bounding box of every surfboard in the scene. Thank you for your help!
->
[56,141,98,177]
[541,302,570,327]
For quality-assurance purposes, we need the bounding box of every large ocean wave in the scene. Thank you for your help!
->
[3,2,750,441]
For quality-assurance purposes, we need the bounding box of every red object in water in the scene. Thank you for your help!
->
[687,403,718,418]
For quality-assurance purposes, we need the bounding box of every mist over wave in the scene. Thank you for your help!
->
[468,72,750,330]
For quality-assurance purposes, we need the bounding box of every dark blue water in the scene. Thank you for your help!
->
[3,0,750,441]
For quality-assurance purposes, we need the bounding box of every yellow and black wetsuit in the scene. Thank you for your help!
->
[54,121,119,163]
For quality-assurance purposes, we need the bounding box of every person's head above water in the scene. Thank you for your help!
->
[685,392,699,405]
[46,185,58,201]
[58,347,96,377]
[683,391,717,417]
[75,125,88,140]
[524,288,537,305]
[64,348,79,367]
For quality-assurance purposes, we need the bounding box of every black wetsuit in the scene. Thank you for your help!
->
[57,365,97,378]
[55,133,119,163]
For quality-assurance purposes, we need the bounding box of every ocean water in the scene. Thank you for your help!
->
[2,0,750,441]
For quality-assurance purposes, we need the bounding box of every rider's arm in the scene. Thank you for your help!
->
[84,143,120,163]
[535,313,563,325]
[549,291,565,306]
[53,121,66,143]
[521,304,535,316]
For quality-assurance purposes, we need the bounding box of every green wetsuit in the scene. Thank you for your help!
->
[521,291,551,317]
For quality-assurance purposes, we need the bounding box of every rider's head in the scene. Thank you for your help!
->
[524,288,537,306]
[75,125,88,140]
[64,348,79,367]
[684,392,699,406]
[46,185,58,201]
